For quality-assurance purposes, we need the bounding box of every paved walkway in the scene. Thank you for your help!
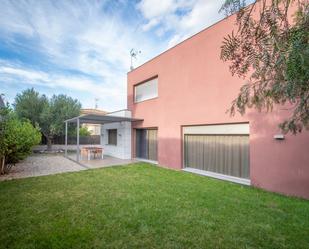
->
[68,154,136,169]
[0,154,86,181]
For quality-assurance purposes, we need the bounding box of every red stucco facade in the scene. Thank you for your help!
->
[127,14,309,199]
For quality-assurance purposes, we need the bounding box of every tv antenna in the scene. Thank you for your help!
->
[94,98,99,109]
[130,48,141,71]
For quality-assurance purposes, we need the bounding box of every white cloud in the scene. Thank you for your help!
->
[141,18,159,31]
[137,0,225,47]
[0,66,49,82]
[137,0,195,31]
[0,61,126,111]
[0,0,162,110]
[137,0,177,19]
[0,0,252,110]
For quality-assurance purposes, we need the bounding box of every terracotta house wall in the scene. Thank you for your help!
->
[127,14,309,199]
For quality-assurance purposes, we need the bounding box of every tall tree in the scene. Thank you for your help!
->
[14,88,48,126]
[14,89,81,150]
[220,0,309,134]
[0,94,5,108]
[40,94,81,150]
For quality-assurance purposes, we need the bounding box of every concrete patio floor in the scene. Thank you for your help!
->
[67,153,136,169]
[0,153,136,181]
[0,154,85,181]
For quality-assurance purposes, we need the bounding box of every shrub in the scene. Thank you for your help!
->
[0,107,41,174]
[68,126,92,136]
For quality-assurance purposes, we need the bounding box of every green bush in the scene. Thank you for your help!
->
[0,107,41,174]
[68,126,92,136]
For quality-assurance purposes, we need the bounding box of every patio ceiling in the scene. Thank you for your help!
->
[64,114,143,124]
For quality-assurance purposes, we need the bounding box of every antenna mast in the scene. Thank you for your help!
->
[130,48,141,71]
[94,98,99,109]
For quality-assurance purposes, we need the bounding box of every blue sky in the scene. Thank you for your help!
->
[0,0,233,111]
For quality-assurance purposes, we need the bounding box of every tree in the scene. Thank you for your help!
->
[220,0,309,134]
[79,127,91,136]
[68,126,91,136]
[14,89,81,150]
[14,88,48,126]
[0,94,5,108]
[0,107,41,174]
[39,94,81,150]
[219,0,246,16]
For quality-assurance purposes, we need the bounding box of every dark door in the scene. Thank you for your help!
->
[136,129,158,161]
[136,129,148,159]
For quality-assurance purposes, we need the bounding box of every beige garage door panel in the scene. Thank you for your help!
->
[148,129,158,161]
[184,134,249,179]
[183,123,249,135]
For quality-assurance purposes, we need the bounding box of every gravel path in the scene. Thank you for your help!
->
[0,154,86,181]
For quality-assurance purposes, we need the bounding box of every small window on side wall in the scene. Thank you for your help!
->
[134,77,158,103]
[108,129,117,145]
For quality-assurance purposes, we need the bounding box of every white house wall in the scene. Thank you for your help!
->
[101,121,131,159]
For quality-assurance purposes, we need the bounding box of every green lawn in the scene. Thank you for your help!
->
[0,163,308,249]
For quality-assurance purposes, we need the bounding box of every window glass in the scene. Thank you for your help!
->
[134,77,158,102]
[108,129,117,145]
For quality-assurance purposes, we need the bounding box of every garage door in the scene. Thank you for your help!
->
[183,124,249,179]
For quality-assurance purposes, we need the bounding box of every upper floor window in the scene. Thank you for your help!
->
[134,77,158,103]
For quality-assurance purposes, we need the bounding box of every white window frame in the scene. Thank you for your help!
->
[134,77,158,103]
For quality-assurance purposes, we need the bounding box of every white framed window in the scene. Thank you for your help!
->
[134,77,158,103]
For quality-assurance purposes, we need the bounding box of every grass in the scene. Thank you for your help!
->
[0,163,308,249]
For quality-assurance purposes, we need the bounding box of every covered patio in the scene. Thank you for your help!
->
[64,112,142,168]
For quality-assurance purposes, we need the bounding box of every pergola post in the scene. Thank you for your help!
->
[65,121,68,157]
[76,118,80,162]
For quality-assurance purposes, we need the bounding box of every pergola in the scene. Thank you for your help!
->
[64,114,143,162]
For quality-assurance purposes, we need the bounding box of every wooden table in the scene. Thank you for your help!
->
[81,147,104,160]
